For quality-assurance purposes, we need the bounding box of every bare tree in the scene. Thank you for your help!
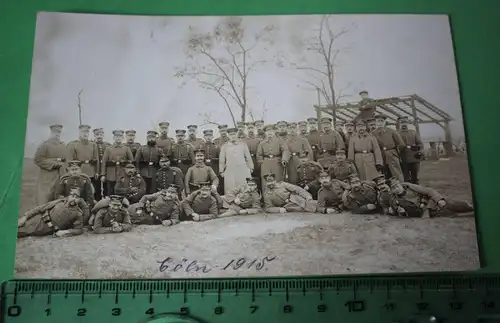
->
[286,15,355,121]
[77,89,83,126]
[175,16,279,127]
[198,110,223,127]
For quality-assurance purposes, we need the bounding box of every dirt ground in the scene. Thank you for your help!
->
[15,155,480,279]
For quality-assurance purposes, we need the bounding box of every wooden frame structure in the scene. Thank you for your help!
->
[314,94,455,155]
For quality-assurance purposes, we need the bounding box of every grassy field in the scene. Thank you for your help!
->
[15,155,479,278]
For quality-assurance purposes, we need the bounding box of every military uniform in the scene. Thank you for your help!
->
[263,174,316,213]
[354,91,376,121]
[285,124,314,185]
[92,195,133,234]
[316,178,349,213]
[219,178,261,217]
[18,197,87,238]
[187,124,205,150]
[256,125,290,185]
[114,164,147,204]
[180,184,219,222]
[171,129,195,175]
[327,149,358,182]
[371,115,405,182]
[254,120,266,141]
[135,131,163,193]
[317,118,345,168]
[92,128,111,200]
[185,163,219,194]
[156,161,185,199]
[102,130,134,195]
[54,171,94,207]
[129,189,181,225]
[67,125,97,179]
[203,130,221,175]
[245,124,263,191]
[124,130,141,158]
[296,157,323,199]
[398,117,424,184]
[34,124,69,205]
[157,122,174,158]
[348,123,383,181]
[342,178,378,214]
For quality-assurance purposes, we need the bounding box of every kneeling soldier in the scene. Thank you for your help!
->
[185,150,219,195]
[54,160,95,208]
[156,155,185,199]
[219,177,261,218]
[114,163,146,204]
[181,182,219,222]
[387,177,474,218]
[18,187,87,238]
[263,173,316,214]
[316,171,349,214]
[342,174,378,214]
[92,195,133,234]
[372,174,392,215]
[129,184,181,226]
[327,149,358,182]
[296,151,323,199]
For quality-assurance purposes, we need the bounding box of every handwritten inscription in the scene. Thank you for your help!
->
[157,256,276,274]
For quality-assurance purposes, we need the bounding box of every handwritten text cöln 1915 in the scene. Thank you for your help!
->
[157,256,276,274]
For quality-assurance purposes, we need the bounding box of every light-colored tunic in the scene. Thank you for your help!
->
[219,141,254,194]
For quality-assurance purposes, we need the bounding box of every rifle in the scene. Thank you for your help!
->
[283,164,289,181]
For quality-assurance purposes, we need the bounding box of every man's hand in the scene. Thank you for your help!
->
[239,209,248,215]
[191,213,200,221]
[100,175,106,182]
[53,230,70,237]
[219,172,225,178]
[18,216,27,227]
[366,203,377,210]
[211,184,217,192]
[326,208,338,214]
[397,206,405,214]
[437,199,447,208]
[279,207,287,213]
[249,168,254,174]
[234,197,241,205]
[161,220,173,226]
[94,173,100,180]
[388,207,394,214]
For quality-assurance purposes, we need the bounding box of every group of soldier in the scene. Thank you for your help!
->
[18,90,474,238]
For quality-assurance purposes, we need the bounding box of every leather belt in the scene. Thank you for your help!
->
[41,211,59,232]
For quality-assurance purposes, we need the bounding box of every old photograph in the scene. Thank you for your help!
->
[15,12,479,278]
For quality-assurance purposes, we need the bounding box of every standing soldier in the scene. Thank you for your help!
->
[255,120,266,140]
[203,129,220,175]
[327,149,358,182]
[285,122,313,184]
[34,124,69,205]
[135,130,163,194]
[306,117,321,162]
[101,130,134,196]
[344,120,356,146]
[298,121,308,138]
[156,156,185,198]
[157,122,174,158]
[124,130,141,158]
[275,120,288,138]
[348,120,383,181]
[335,121,347,143]
[317,117,345,169]
[171,129,195,176]
[256,125,290,186]
[214,124,229,146]
[371,114,405,181]
[92,128,110,200]
[244,122,261,190]
[67,124,97,181]
[114,163,147,204]
[355,90,376,121]
[185,150,219,195]
[237,121,247,139]
[366,118,377,133]
[398,116,424,184]
[186,125,205,150]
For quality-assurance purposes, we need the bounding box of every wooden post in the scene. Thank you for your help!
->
[428,142,439,160]
[410,97,420,135]
[443,121,455,157]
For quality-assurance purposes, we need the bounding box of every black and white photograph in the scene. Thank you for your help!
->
[15,12,479,278]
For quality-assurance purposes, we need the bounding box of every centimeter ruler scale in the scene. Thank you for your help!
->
[2,274,500,323]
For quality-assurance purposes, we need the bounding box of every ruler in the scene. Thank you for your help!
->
[2,274,500,323]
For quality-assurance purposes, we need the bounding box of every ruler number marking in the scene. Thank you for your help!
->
[283,305,293,313]
[77,308,87,316]
[317,304,327,313]
[345,300,365,312]
[112,308,121,316]
[145,308,155,315]
[214,306,224,315]
[45,308,51,316]
[250,305,258,313]
[7,305,22,317]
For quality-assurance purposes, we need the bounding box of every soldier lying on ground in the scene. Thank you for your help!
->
[218,177,261,218]
[181,182,219,222]
[18,188,87,238]
[372,175,393,215]
[316,171,349,214]
[54,160,95,207]
[128,185,181,226]
[114,163,146,204]
[262,172,317,214]
[387,177,474,218]
[91,195,133,234]
[341,174,379,214]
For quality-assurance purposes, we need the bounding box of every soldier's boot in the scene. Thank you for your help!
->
[218,209,238,218]
[192,213,217,222]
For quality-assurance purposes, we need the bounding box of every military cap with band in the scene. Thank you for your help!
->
[263,124,276,131]
[218,124,228,129]
[79,124,91,130]
[159,155,170,162]
[50,124,63,131]
[263,173,276,181]
[307,117,318,122]
[318,170,330,178]
[125,163,136,168]
[254,120,264,125]
[336,149,346,154]
[365,118,376,123]
[246,177,258,183]
[203,129,214,135]
[359,90,368,95]
[344,120,355,126]
[374,114,387,120]
[194,149,205,155]
[320,117,333,123]
[199,182,212,189]
[187,125,198,130]
[287,122,298,128]
[276,120,287,126]
[125,130,136,135]
[298,121,308,126]
[355,120,367,126]
[68,160,82,167]
[175,129,186,135]
[237,121,246,126]
[112,130,124,136]
[147,130,158,137]
[388,177,400,187]
[109,195,123,204]
[226,127,238,134]
[372,174,386,185]
[159,122,170,127]
[167,184,179,192]
[93,128,104,134]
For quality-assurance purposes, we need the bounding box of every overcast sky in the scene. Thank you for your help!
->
[24,12,464,157]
